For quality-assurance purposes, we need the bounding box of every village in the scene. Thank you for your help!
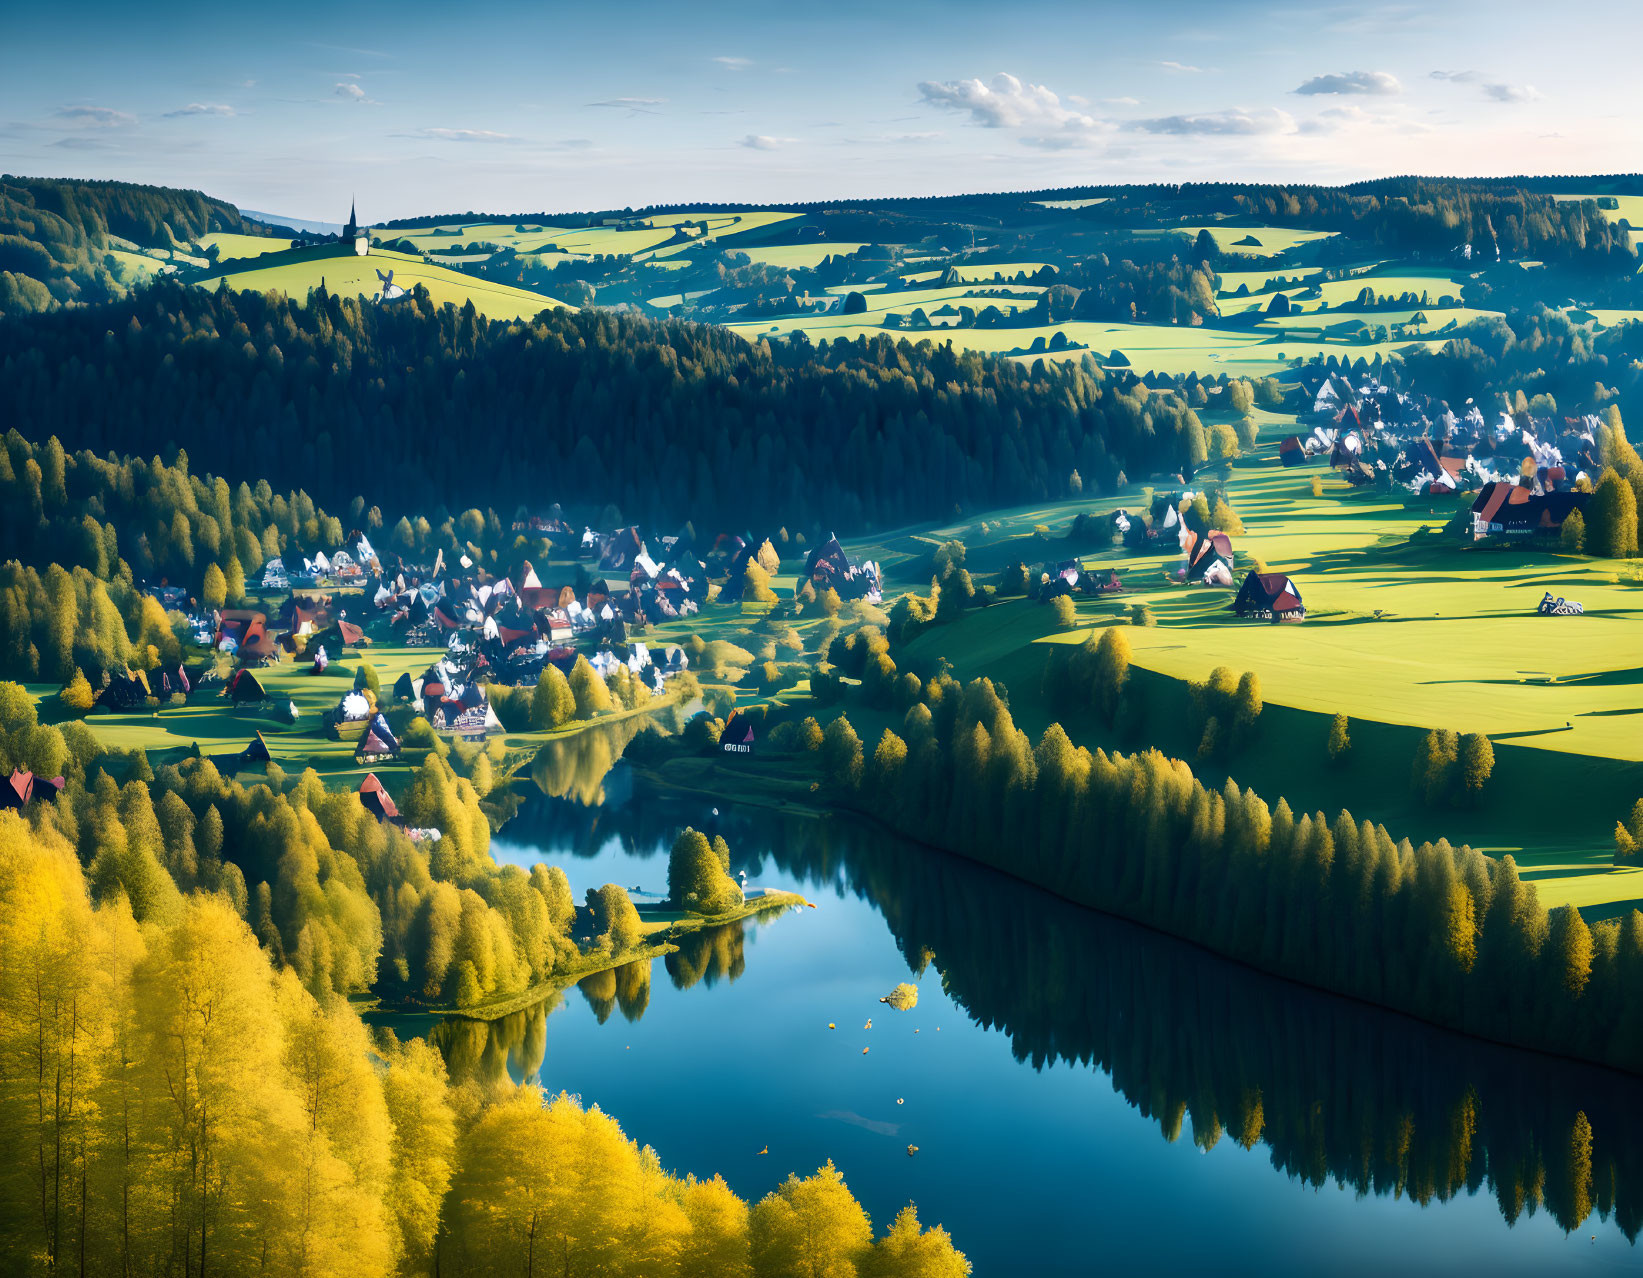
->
[20,511,890,835]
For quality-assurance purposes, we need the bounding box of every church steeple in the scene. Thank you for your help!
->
[344,198,357,239]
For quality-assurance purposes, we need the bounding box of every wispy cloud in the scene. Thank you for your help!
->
[1294,70,1401,96]
[306,42,391,59]
[739,133,796,150]
[1274,4,1434,36]
[1103,96,1140,107]
[715,56,752,70]
[1129,107,1294,136]
[1158,60,1205,73]
[164,103,237,118]
[1481,81,1540,103]
[405,127,516,143]
[1430,70,1541,102]
[1297,104,1419,135]
[54,105,135,128]
[50,136,118,150]
[586,96,666,115]
[334,81,368,101]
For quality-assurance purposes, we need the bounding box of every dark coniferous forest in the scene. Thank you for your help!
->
[0,279,1206,530]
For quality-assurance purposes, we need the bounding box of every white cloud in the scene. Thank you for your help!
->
[1431,70,1541,103]
[334,82,367,101]
[1128,107,1294,136]
[164,103,237,118]
[917,72,1098,133]
[739,133,796,150]
[53,105,134,128]
[412,128,515,142]
[1158,61,1204,73]
[715,56,752,70]
[1103,96,1140,107]
[1294,70,1401,96]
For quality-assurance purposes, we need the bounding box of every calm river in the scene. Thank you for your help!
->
[371,757,1643,1275]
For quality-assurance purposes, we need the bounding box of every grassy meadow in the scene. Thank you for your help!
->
[198,246,569,319]
[845,411,1643,915]
[199,231,294,261]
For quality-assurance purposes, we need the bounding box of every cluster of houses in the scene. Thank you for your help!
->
[257,531,377,592]
[1295,371,1598,537]
[1038,491,1239,605]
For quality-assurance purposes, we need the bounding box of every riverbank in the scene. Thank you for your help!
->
[371,888,810,1022]
[637,746,1643,1079]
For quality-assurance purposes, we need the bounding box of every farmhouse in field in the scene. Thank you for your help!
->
[224,669,268,703]
[1231,571,1305,622]
[1183,528,1235,586]
[1469,481,1591,540]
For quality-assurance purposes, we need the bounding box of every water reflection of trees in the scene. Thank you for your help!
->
[667,923,746,992]
[529,713,682,807]
[579,959,653,1024]
[430,998,553,1090]
[516,783,1643,1241]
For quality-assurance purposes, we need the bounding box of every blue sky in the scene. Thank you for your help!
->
[1,0,1635,220]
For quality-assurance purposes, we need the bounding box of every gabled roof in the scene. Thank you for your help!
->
[358,772,400,820]
[1232,570,1304,616]
[226,669,267,701]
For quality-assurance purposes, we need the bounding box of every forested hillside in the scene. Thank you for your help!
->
[0,279,1205,531]
[0,175,270,313]
[1061,178,1635,264]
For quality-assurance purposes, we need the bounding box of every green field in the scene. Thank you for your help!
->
[901,262,1051,284]
[1140,224,1339,256]
[1250,306,1495,335]
[1551,193,1643,251]
[386,211,800,261]
[727,307,1444,377]
[199,232,294,261]
[845,412,1643,915]
[730,243,866,270]
[1221,273,1469,313]
[105,248,171,280]
[1033,197,1108,210]
[198,246,569,319]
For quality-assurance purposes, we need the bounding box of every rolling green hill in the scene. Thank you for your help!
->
[197,244,570,318]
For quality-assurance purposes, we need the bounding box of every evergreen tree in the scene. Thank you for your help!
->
[1326,713,1350,765]
[201,561,227,609]
[531,665,576,729]
[568,655,613,719]
[223,554,245,604]
[1560,507,1586,554]
[1587,468,1639,558]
